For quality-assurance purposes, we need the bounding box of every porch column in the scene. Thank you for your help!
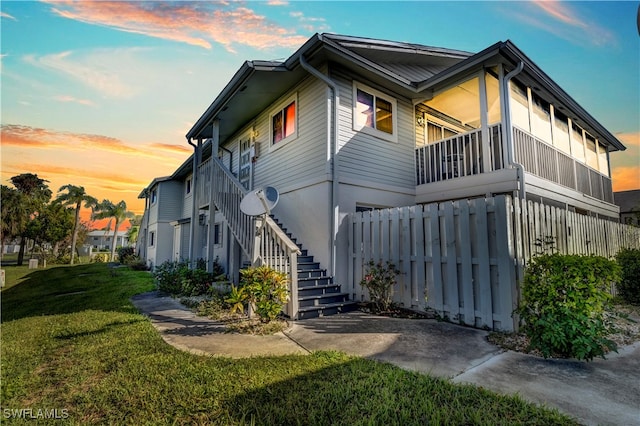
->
[208,120,220,272]
[479,69,491,173]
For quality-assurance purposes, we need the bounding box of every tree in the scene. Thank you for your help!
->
[1,185,28,255]
[57,185,98,264]
[33,202,74,256]
[126,214,142,245]
[92,199,134,261]
[9,173,52,265]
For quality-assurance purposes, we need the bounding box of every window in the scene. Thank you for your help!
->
[585,133,598,170]
[149,231,155,247]
[426,121,458,144]
[353,82,397,142]
[214,223,223,246]
[571,123,586,163]
[271,95,297,146]
[510,80,530,132]
[531,94,552,145]
[553,110,571,154]
[151,189,157,204]
[186,178,192,195]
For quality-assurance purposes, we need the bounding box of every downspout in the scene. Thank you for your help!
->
[299,55,339,277]
[502,61,526,201]
[187,137,199,267]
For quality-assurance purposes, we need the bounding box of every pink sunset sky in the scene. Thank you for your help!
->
[2,1,638,228]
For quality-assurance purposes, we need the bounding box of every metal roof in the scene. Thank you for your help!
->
[185,33,625,152]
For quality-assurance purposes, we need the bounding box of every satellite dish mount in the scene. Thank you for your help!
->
[239,186,280,266]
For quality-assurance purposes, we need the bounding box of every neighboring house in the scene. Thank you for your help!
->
[139,33,625,322]
[85,230,130,251]
[614,190,640,226]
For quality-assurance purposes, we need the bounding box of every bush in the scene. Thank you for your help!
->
[615,248,640,305]
[117,247,136,264]
[359,260,400,312]
[235,266,289,322]
[517,254,620,361]
[91,253,110,263]
[152,260,218,296]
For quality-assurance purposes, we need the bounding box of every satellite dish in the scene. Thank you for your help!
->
[240,186,279,216]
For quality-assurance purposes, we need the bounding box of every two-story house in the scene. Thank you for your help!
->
[138,33,625,321]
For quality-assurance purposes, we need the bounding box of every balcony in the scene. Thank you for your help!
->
[415,124,505,185]
[513,127,614,204]
[415,124,614,207]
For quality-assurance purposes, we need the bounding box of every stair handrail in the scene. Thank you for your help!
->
[209,155,301,318]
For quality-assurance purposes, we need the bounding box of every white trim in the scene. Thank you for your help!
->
[269,92,298,152]
[352,81,398,143]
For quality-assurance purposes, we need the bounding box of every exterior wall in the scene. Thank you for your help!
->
[182,174,194,219]
[334,70,416,191]
[85,231,129,250]
[251,74,330,191]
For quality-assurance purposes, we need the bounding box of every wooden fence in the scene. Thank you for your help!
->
[348,195,640,331]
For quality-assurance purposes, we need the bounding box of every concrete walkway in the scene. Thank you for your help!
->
[131,291,640,426]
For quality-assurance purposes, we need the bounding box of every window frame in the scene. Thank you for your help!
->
[150,188,157,205]
[269,93,298,151]
[149,231,155,247]
[352,82,398,143]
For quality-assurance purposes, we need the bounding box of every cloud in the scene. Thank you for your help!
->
[53,95,96,107]
[1,12,17,20]
[508,1,616,47]
[23,48,144,99]
[0,124,189,159]
[43,0,312,53]
[149,143,191,155]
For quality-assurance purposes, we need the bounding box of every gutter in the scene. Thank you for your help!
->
[502,61,526,200]
[299,55,339,277]
[187,137,199,266]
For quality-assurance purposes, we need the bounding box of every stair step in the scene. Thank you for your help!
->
[298,284,341,296]
[298,293,350,308]
[298,277,334,287]
[297,301,359,319]
[297,269,327,279]
[297,255,315,263]
[298,261,320,270]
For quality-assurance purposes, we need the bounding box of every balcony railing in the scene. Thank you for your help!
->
[513,127,614,204]
[415,124,504,185]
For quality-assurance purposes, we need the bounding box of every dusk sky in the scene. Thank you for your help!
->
[1,1,639,225]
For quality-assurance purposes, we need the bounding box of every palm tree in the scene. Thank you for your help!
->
[92,199,134,262]
[56,185,98,264]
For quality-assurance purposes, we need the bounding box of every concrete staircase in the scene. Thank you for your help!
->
[270,216,358,319]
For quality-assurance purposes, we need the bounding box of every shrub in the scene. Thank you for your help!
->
[152,260,186,294]
[615,248,640,305]
[152,260,217,296]
[91,253,110,263]
[360,260,400,312]
[237,266,289,322]
[117,247,136,264]
[517,254,620,361]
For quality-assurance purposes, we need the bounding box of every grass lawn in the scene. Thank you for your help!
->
[1,263,578,425]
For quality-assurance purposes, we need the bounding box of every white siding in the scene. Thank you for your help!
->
[158,181,183,221]
[335,72,416,190]
[252,76,329,190]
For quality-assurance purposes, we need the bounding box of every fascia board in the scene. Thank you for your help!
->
[500,41,625,151]
[186,61,256,140]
